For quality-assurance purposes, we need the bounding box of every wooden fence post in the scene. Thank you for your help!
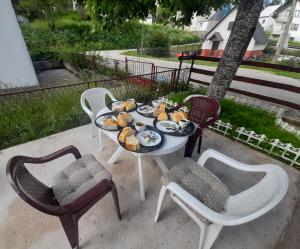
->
[175,53,183,87]
[187,54,195,85]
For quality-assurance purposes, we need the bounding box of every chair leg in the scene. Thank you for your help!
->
[59,214,79,249]
[98,129,103,151]
[202,223,223,249]
[91,122,96,137]
[197,135,202,154]
[155,185,167,222]
[198,223,208,249]
[110,180,121,220]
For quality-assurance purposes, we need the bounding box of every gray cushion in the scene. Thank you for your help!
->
[52,154,111,205]
[161,158,230,213]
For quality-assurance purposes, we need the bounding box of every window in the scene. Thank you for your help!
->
[290,23,299,31]
[295,10,300,17]
[262,20,266,24]
[286,10,290,17]
[199,22,203,28]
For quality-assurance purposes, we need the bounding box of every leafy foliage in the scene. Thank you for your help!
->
[85,0,234,29]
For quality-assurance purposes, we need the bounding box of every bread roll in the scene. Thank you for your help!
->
[158,112,168,121]
[125,135,140,151]
[171,111,189,123]
[124,101,136,112]
[117,118,127,128]
[103,118,118,130]
[118,112,132,123]
[118,127,135,143]
[159,103,166,113]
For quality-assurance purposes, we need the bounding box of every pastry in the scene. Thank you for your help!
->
[125,135,140,151]
[117,118,127,128]
[118,127,135,143]
[118,112,132,123]
[158,112,168,121]
[102,118,118,130]
[159,103,166,113]
[171,111,188,123]
[124,101,136,112]
[112,102,124,112]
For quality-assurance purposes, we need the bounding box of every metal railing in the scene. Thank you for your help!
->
[0,69,186,150]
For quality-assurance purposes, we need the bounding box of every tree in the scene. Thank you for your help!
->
[85,0,263,102]
[19,0,70,31]
[272,0,297,63]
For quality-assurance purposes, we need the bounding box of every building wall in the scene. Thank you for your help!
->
[272,1,300,41]
[0,0,38,88]
[185,15,209,32]
[259,16,275,32]
[201,8,267,58]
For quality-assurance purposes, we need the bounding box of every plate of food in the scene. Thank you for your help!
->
[95,112,133,131]
[108,99,138,112]
[153,110,195,136]
[117,125,164,153]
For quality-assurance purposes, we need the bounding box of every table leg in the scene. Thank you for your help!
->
[98,129,103,151]
[137,154,145,201]
[108,146,125,165]
[153,156,169,174]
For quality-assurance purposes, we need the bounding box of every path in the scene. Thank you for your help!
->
[92,49,300,106]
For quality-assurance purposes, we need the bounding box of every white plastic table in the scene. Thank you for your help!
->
[97,107,189,201]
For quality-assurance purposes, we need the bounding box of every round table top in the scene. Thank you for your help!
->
[96,107,189,156]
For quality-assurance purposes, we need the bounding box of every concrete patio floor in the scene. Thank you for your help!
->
[0,124,299,249]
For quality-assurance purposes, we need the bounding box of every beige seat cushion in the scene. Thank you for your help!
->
[161,158,230,213]
[53,154,111,205]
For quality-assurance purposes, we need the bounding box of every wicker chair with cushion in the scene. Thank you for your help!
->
[6,145,121,249]
[168,95,220,157]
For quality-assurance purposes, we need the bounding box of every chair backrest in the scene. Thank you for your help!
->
[183,95,220,129]
[80,88,117,119]
[6,156,63,215]
[225,165,289,219]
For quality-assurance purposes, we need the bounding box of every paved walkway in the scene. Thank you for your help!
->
[0,124,299,249]
[92,49,300,106]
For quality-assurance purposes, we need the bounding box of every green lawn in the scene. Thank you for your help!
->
[122,50,300,80]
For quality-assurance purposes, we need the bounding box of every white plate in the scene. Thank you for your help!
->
[136,130,162,146]
[156,121,179,133]
[138,105,154,114]
[96,115,116,126]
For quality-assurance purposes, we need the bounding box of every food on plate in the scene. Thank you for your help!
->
[170,111,188,123]
[158,112,168,121]
[142,132,158,144]
[153,108,159,117]
[123,101,136,112]
[118,112,132,123]
[102,118,118,130]
[125,135,140,151]
[112,102,124,112]
[118,127,135,143]
[139,105,154,114]
[158,103,166,113]
[117,118,128,128]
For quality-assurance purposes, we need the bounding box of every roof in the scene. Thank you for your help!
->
[208,32,223,41]
[272,2,294,17]
[260,4,281,17]
[205,7,268,45]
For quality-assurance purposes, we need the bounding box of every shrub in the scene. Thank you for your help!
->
[144,30,170,57]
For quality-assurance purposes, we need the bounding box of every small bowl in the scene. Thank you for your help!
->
[179,119,190,129]
[135,121,146,132]
[152,100,161,108]
[127,98,135,103]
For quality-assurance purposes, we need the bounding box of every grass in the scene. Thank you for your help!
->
[122,51,300,80]
[21,11,200,61]
[167,88,300,148]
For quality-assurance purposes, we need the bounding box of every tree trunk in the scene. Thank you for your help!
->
[272,0,297,63]
[207,0,263,101]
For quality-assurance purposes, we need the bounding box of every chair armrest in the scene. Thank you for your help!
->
[166,182,271,226]
[106,91,117,102]
[11,145,82,165]
[80,95,93,118]
[64,179,112,212]
[197,149,269,173]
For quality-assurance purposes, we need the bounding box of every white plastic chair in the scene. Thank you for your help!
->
[81,88,117,150]
[154,149,289,249]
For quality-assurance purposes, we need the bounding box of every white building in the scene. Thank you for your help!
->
[272,0,300,42]
[186,13,214,34]
[0,0,38,89]
[259,4,281,32]
[201,8,268,59]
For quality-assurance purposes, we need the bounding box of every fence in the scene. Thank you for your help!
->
[0,70,180,150]
[178,55,300,110]
[160,97,300,168]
